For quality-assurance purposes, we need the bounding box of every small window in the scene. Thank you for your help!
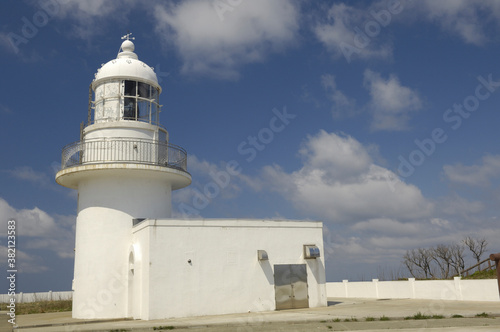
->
[138,82,150,98]
[121,80,160,123]
[124,97,136,119]
[124,80,136,96]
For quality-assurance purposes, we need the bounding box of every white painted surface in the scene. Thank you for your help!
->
[131,219,327,320]
[71,173,173,319]
[93,40,159,89]
[84,121,161,140]
[56,164,190,190]
[327,278,499,301]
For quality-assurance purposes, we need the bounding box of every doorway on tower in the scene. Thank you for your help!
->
[273,264,309,310]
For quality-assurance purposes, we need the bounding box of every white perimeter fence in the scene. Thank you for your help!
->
[0,291,72,303]
[327,277,499,301]
[1,278,498,304]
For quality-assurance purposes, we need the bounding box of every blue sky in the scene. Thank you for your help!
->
[1,0,500,292]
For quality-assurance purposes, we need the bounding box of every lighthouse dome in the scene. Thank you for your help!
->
[92,39,159,90]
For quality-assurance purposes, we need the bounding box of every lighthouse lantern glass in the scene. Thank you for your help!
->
[93,79,160,125]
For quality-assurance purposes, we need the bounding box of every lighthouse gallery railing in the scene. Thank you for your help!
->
[60,138,187,172]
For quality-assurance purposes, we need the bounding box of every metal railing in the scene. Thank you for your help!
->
[60,137,188,172]
[457,257,495,277]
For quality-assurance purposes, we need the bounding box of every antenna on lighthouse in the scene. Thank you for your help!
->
[118,32,135,55]
[121,32,135,41]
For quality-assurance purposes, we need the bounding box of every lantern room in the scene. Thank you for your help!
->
[90,36,161,125]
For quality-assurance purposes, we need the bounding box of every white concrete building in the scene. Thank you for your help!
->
[56,35,327,320]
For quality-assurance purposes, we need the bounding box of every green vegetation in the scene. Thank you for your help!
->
[404,312,431,320]
[332,318,340,322]
[475,312,490,318]
[380,315,390,321]
[452,314,464,318]
[463,269,496,280]
[343,317,358,322]
[2,300,72,315]
[365,317,376,321]
[153,326,175,330]
[404,312,447,320]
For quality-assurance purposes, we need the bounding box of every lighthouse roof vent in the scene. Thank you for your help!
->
[92,34,159,90]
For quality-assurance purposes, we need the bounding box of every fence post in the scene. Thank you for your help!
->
[408,278,416,299]
[453,276,463,300]
[342,280,349,298]
[490,253,500,299]
[372,279,379,299]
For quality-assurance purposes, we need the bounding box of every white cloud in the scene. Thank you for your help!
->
[18,0,138,42]
[153,0,300,79]
[3,166,51,187]
[443,155,500,187]
[430,218,451,228]
[298,130,371,180]
[262,130,433,223]
[417,0,492,46]
[0,197,76,272]
[363,69,422,131]
[172,155,247,218]
[0,245,49,273]
[351,218,421,236]
[313,1,500,65]
[321,74,357,118]
[0,198,57,237]
[313,3,393,63]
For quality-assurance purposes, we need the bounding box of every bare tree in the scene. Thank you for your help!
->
[449,244,466,276]
[463,236,488,264]
[403,248,436,279]
[432,244,453,279]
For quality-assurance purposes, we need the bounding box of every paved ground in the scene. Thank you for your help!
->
[4,298,500,332]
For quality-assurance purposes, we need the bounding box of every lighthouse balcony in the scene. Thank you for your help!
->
[60,137,187,172]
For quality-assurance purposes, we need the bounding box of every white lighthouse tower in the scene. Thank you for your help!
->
[56,34,191,318]
[57,35,327,321]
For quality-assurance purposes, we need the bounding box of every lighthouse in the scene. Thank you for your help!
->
[56,34,191,318]
[56,35,326,321]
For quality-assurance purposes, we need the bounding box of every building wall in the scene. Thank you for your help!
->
[131,219,327,320]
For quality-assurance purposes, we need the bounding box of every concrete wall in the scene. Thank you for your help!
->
[327,278,499,301]
[0,291,72,303]
[132,219,327,320]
